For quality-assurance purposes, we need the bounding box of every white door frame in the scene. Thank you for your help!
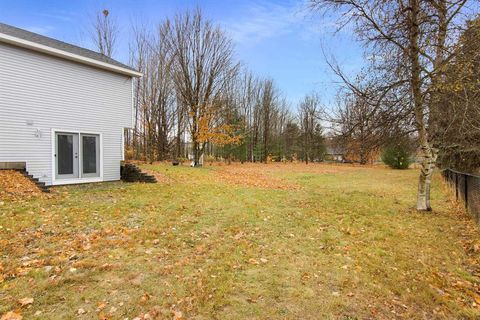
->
[55,132,79,180]
[51,129,103,185]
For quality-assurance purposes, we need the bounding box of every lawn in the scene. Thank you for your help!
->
[1,163,480,319]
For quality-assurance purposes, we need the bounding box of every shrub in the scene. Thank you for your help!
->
[382,145,411,169]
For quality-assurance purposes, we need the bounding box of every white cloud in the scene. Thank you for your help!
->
[221,0,351,47]
[221,0,304,45]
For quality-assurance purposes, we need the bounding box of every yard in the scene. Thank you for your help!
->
[1,163,480,319]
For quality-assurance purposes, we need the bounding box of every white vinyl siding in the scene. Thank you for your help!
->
[0,42,133,185]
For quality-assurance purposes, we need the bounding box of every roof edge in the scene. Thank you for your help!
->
[0,32,142,78]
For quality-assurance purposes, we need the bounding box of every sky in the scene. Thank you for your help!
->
[0,0,365,108]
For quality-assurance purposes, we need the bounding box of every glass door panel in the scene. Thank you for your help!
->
[81,134,100,177]
[55,133,79,179]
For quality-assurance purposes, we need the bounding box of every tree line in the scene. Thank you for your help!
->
[90,4,480,210]
[91,9,327,165]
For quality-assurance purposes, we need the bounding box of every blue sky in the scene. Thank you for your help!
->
[0,0,364,108]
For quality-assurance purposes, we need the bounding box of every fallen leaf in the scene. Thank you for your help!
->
[0,312,22,320]
[233,232,244,240]
[195,244,205,254]
[140,293,151,302]
[172,310,183,320]
[18,297,34,307]
[96,302,106,312]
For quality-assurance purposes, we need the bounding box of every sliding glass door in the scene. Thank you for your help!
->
[55,132,100,180]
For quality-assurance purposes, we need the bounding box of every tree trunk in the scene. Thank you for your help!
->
[175,113,182,160]
[417,145,438,211]
[305,129,309,164]
[193,140,200,166]
[408,0,435,211]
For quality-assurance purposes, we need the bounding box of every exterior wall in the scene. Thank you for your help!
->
[0,42,133,185]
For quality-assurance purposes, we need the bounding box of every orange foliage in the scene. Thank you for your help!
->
[195,111,243,147]
[343,140,381,164]
[214,164,301,190]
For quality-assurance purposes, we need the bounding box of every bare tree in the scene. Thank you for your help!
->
[310,0,470,210]
[91,9,118,58]
[129,22,176,162]
[259,79,277,162]
[167,9,239,166]
[298,93,323,164]
[125,10,328,166]
[330,75,413,164]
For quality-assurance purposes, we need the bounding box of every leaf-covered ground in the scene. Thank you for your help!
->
[1,163,480,319]
[0,170,47,202]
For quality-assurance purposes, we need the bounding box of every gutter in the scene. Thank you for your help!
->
[0,32,142,78]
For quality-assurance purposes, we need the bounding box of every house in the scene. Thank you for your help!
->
[0,23,142,186]
[324,146,344,162]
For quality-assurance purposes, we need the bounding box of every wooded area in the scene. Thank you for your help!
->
[92,9,327,165]
[90,3,480,210]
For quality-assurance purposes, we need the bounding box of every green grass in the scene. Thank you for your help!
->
[1,163,480,319]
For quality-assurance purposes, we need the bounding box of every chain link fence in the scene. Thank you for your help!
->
[442,169,480,222]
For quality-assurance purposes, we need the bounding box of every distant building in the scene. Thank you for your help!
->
[324,147,344,162]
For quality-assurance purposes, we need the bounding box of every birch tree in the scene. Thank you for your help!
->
[310,0,470,211]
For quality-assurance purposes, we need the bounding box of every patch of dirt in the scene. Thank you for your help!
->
[0,170,45,201]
